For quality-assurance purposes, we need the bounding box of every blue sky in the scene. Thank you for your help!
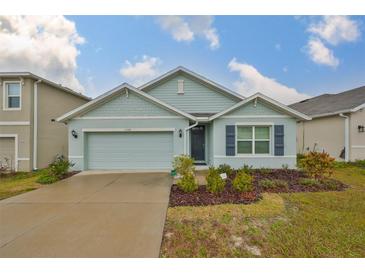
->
[1,15,364,104]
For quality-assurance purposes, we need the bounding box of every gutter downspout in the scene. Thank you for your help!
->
[339,113,350,162]
[184,121,198,155]
[33,79,42,170]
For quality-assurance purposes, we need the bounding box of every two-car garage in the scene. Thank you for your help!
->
[85,131,174,170]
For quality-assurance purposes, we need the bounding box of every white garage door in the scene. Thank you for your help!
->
[86,131,173,170]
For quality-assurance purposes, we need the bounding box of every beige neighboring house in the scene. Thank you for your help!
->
[0,72,90,171]
[290,86,365,162]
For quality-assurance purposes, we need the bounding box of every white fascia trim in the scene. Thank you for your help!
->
[352,145,365,149]
[311,105,365,119]
[69,155,84,158]
[221,115,290,118]
[352,103,365,112]
[210,93,311,121]
[0,134,18,171]
[56,84,196,122]
[74,116,181,120]
[139,66,244,101]
[0,72,90,101]
[2,81,22,111]
[18,157,30,161]
[82,128,176,132]
[214,155,296,158]
[0,121,30,125]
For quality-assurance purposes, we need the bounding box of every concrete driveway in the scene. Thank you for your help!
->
[0,172,172,257]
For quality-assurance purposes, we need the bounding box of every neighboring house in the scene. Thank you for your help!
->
[290,86,365,161]
[0,72,90,171]
[57,67,310,171]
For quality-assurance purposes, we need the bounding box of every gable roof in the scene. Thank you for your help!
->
[0,72,90,101]
[290,86,365,118]
[210,92,311,121]
[139,66,244,101]
[56,83,196,123]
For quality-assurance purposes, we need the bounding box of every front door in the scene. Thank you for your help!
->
[191,125,205,162]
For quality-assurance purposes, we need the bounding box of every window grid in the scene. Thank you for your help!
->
[236,125,271,155]
[3,82,21,110]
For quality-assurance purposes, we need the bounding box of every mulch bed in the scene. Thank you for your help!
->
[169,169,348,207]
[169,183,261,207]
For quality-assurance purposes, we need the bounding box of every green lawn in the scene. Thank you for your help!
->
[0,172,42,200]
[160,166,365,257]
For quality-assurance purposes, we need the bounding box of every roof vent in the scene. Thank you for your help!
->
[177,79,184,94]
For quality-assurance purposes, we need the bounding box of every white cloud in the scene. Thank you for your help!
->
[228,58,309,104]
[307,38,339,68]
[120,55,160,86]
[156,16,220,50]
[308,16,360,45]
[0,15,85,92]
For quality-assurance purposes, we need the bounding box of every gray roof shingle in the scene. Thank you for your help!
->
[290,86,365,117]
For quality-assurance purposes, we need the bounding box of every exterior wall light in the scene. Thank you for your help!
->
[179,129,183,138]
[358,125,364,133]
[71,130,78,139]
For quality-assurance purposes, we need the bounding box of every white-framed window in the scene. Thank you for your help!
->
[3,81,22,110]
[236,125,271,155]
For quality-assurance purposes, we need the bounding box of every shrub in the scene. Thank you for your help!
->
[36,170,58,184]
[49,155,73,178]
[173,155,195,176]
[299,151,335,180]
[37,155,74,184]
[206,167,226,194]
[217,164,233,177]
[232,170,253,192]
[298,178,320,187]
[237,164,253,175]
[259,179,288,190]
[176,173,198,193]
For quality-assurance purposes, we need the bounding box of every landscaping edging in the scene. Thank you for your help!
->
[169,169,348,207]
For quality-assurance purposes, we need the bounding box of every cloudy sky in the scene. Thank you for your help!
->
[0,15,364,104]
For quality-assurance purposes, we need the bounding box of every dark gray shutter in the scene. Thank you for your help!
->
[226,125,235,156]
[274,125,284,156]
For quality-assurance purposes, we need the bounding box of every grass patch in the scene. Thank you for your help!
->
[0,172,42,200]
[161,166,365,257]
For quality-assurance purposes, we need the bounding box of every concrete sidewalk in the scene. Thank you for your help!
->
[0,172,172,257]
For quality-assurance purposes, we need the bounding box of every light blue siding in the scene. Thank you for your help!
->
[144,74,240,113]
[83,91,175,117]
[212,116,297,168]
[86,132,173,170]
[68,118,188,170]
[228,99,285,116]
[211,99,298,169]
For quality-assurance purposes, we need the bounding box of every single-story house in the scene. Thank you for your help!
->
[57,67,310,171]
[290,86,365,161]
[0,72,90,171]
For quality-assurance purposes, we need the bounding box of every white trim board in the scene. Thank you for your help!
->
[214,155,296,158]
[74,116,181,120]
[82,128,176,132]
[0,134,18,171]
[351,145,365,149]
[69,155,84,159]
[221,115,290,118]
[0,121,30,125]
[210,93,311,121]
[56,83,196,122]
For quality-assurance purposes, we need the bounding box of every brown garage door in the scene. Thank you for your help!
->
[0,137,16,171]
